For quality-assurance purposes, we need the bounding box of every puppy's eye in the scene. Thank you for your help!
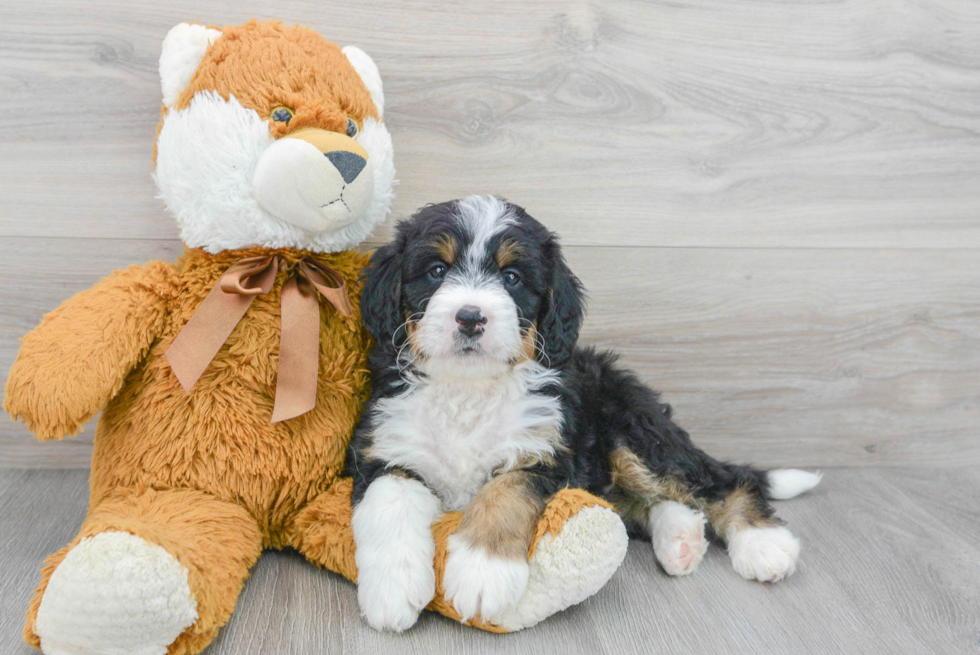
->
[503,270,521,286]
[271,106,294,124]
[346,118,358,137]
[428,263,448,280]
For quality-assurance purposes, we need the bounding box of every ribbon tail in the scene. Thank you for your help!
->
[271,276,321,423]
[166,283,257,393]
[299,259,354,318]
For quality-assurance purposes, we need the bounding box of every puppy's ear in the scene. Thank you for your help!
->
[537,235,585,369]
[360,236,405,350]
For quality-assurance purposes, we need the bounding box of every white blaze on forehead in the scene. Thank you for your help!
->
[454,195,516,268]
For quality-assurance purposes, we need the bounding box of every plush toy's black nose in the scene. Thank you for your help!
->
[456,305,486,337]
[324,150,367,184]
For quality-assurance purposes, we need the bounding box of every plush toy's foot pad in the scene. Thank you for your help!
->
[649,501,708,576]
[727,525,801,583]
[35,531,198,655]
[492,505,628,631]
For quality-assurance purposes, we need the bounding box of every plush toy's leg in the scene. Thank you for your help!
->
[24,487,262,655]
[289,477,359,581]
[291,482,628,633]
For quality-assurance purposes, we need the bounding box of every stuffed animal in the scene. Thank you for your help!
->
[4,20,628,655]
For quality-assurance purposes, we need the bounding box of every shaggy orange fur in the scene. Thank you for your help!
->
[4,20,617,653]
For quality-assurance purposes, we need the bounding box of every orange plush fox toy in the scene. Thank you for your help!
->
[4,19,628,655]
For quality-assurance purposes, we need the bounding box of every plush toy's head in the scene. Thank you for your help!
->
[154,20,395,254]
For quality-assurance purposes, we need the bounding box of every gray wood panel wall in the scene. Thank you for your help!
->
[1,0,978,468]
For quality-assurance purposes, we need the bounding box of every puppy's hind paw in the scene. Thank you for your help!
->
[728,525,800,583]
[649,501,708,576]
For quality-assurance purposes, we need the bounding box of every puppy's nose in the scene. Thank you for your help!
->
[324,150,367,184]
[456,305,486,337]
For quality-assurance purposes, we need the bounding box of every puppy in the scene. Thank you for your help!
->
[346,195,821,632]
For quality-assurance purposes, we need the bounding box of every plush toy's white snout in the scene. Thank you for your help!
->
[252,129,375,234]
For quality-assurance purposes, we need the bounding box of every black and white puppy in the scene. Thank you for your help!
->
[346,195,821,632]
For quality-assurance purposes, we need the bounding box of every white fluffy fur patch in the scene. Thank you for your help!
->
[444,535,530,622]
[369,360,563,510]
[727,525,801,582]
[767,469,822,500]
[649,501,708,576]
[352,475,442,632]
[36,531,197,655]
[494,505,629,631]
[155,92,394,254]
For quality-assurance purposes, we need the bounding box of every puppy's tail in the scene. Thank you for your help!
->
[765,469,822,500]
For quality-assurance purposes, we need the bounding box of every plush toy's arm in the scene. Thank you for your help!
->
[4,261,178,440]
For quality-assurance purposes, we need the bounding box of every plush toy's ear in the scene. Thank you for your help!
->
[160,23,222,109]
[342,46,385,118]
[537,237,585,369]
[360,236,406,351]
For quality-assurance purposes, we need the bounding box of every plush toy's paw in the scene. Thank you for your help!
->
[650,501,708,576]
[444,534,530,623]
[493,503,628,631]
[728,525,801,582]
[35,531,197,655]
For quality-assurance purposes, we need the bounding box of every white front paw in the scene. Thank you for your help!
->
[444,534,530,623]
[728,525,801,582]
[356,557,435,632]
[351,476,441,632]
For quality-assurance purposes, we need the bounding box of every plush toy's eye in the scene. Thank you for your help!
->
[503,269,521,287]
[428,262,448,280]
[271,107,294,124]
[346,118,358,138]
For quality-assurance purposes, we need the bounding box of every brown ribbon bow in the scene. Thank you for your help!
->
[165,255,353,423]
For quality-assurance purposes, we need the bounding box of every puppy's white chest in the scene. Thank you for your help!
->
[370,369,563,510]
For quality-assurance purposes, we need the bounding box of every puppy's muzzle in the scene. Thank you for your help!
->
[455,305,486,338]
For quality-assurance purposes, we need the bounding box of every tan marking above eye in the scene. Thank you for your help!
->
[433,234,458,266]
[495,239,525,268]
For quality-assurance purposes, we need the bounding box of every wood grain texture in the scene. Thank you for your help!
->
[2,0,979,469]
[1,468,977,654]
[2,238,978,468]
[1,0,979,247]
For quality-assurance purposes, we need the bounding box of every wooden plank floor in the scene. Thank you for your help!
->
[1,468,977,655]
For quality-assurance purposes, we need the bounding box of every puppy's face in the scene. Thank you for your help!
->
[363,196,584,378]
